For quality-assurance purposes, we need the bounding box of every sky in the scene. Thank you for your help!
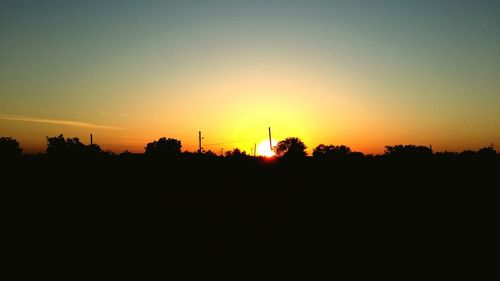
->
[1,0,499,154]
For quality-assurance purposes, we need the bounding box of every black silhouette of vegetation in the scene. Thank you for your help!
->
[2,134,498,254]
[274,137,307,158]
[202,149,218,158]
[384,144,433,158]
[224,148,248,159]
[313,144,351,158]
[478,145,496,157]
[46,134,102,157]
[0,137,22,158]
[145,137,181,159]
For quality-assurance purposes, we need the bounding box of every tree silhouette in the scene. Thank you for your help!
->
[460,150,476,158]
[87,144,103,155]
[145,137,181,159]
[0,137,22,158]
[46,134,102,157]
[46,134,86,156]
[202,150,218,158]
[120,150,132,156]
[313,144,351,158]
[477,145,496,157]
[274,137,307,158]
[224,148,247,158]
[384,145,432,158]
[349,151,365,159]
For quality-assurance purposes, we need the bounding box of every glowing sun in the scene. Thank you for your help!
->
[257,139,277,157]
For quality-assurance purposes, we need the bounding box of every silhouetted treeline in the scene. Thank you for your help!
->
[1,134,497,160]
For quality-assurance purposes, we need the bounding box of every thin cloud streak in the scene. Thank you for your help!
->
[0,113,121,130]
[98,110,129,117]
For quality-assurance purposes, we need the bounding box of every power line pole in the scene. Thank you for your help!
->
[198,131,202,153]
[268,127,272,151]
[90,133,93,145]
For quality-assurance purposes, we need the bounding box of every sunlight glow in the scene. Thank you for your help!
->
[257,139,277,157]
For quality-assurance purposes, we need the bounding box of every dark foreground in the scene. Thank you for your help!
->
[3,156,498,271]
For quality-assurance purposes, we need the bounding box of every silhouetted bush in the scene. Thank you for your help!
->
[224,148,248,159]
[46,134,103,157]
[87,144,103,155]
[313,144,351,158]
[202,150,218,158]
[275,137,307,158]
[384,145,433,158]
[435,151,458,157]
[477,145,496,157]
[0,136,22,158]
[145,137,181,159]
[120,150,132,156]
[46,134,86,157]
[349,151,365,159]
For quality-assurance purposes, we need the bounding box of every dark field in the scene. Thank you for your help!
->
[5,155,497,230]
[3,155,498,272]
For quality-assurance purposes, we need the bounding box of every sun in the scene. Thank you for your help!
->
[257,139,277,157]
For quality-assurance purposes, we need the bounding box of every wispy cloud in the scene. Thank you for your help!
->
[98,110,128,117]
[0,113,121,130]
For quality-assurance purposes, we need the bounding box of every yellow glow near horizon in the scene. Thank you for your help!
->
[257,139,277,157]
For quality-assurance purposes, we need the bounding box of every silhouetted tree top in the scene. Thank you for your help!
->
[87,144,103,155]
[313,144,351,158]
[478,145,496,157]
[275,137,307,158]
[202,150,218,158]
[0,137,22,158]
[46,134,102,157]
[120,150,132,156]
[460,150,476,157]
[145,137,181,159]
[47,134,85,156]
[384,145,433,158]
[225,148,248,158]
[349,151,365,159]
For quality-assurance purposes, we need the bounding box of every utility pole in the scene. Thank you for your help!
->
[90,133,93,145]
[198,131,202,153]
[268,127,272,151]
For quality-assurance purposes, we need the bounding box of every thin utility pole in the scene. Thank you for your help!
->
[198,131,202,153]
[90,133,93,145]
[268,127,272,151]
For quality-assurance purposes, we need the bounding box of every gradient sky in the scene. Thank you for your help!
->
[1,0,499,154]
